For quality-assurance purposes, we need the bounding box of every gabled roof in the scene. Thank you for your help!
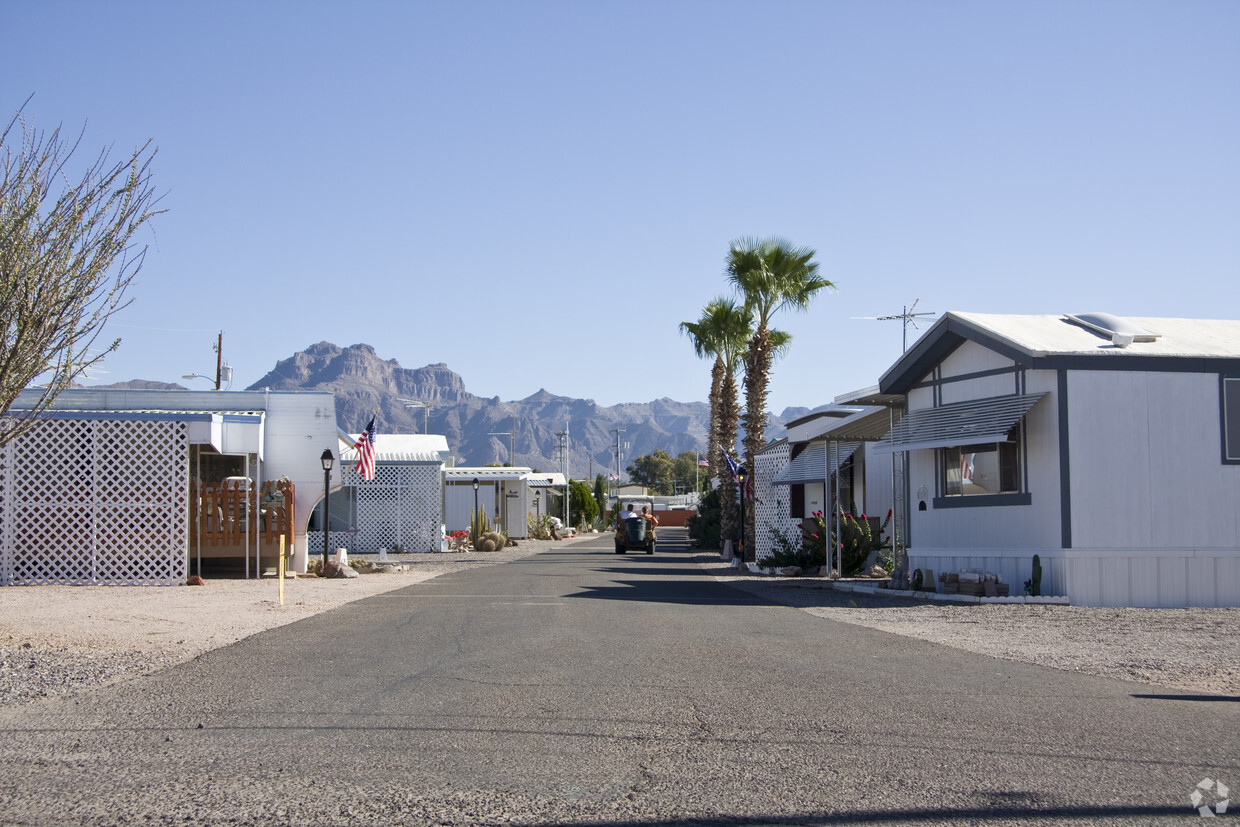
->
[879,312,1240,394]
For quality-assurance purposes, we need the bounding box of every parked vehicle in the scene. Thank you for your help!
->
[613,496,656,554]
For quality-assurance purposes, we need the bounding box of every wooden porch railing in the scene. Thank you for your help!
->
[190,477,296,558]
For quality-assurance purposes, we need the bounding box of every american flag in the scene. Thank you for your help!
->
[608,473,620,481]
[353,416,377,481]
[724,453,739,481]
[698,455,709,468]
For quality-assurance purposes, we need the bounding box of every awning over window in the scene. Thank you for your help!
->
[773,441,860,485]
[872,393,1046,454]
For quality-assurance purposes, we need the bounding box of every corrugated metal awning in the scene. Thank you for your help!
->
[872,393,1045,453]
[773,441,860,485]
[817,407,898,441]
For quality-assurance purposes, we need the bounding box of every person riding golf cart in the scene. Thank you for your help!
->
[613,497,656,554]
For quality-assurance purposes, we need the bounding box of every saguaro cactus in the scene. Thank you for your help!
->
[1032,554,1043,597]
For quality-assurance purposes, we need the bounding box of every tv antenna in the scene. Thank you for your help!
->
[854,299,935,352]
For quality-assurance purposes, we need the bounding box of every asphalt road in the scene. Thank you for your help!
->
[0,529,1235,825]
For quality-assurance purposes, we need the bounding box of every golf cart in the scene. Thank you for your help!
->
[613,496,656,555]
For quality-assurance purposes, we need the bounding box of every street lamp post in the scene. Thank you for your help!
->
[320,449,334,571]
[472,477,480,536]
[534,490,541,518]
[737,466,749,564]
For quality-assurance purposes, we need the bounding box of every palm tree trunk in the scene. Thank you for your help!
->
[741,325,774,560]
[718,368,741,548]
[708,356,724,485]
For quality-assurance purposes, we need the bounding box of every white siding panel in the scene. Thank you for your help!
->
[1067,373,1154,549]
[1156,556,1189,608]
[938,341,1016,383]
[1069,371,1240,551]
[1129,557,1160,607]
[1186,556,1219,607]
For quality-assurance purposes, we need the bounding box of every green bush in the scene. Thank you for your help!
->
[758,524,826,570]
[686,488,721,549]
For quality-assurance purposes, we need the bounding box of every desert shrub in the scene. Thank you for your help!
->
[758,524,825,570]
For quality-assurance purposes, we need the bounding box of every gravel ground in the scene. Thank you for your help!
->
[706,560,1240,696]
[2,536,1237,709]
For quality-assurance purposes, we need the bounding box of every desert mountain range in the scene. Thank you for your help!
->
[102,342,816,479]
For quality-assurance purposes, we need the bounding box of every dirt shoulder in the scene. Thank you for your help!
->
[706,561,1240,696]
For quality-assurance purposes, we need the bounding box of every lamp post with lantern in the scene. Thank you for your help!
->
[472,477,480,539]
[320,449,334,570]
[737,466,749,564]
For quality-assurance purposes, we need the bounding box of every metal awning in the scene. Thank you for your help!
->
[773,441,860,485]
[872,393,1046,453]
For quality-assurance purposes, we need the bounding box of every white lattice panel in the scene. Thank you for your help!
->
[333,463,442,554]
[0,419,189,586]
[754,443,798,562]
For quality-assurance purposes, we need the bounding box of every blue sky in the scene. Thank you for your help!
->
[7,0,1238,415]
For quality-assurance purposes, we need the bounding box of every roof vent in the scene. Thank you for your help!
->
[1063,313,1160,348]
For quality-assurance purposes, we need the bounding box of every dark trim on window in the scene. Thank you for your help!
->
[1058,371,1072,548]
[932,492,1032,509]
[1221,376,1240,464]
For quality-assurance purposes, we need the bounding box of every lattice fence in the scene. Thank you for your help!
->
[0,418,189,586]
[754,442,798,563]
[330,464,442,554]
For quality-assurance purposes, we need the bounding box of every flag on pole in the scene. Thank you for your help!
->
[353,416,377,481]
[724,453,739,481]
[698,455,709,468]
[608,473,619,481]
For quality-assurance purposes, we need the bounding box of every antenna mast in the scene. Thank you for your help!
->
[869,299,935,351]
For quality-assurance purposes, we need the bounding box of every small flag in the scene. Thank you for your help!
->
[608,473,619,481]
[698,455,709,468]
[353,416,376,481]
[724,453,739,481]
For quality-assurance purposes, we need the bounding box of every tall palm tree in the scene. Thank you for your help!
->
[727,236,835,559]
[680,297,750,545]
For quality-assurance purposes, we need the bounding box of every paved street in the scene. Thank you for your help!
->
[0,528,1235,825]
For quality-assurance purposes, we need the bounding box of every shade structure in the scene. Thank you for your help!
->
[773,441,860,486]
[872,393,1046,453]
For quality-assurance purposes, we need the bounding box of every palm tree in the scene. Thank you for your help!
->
[680,297,750,545]
[727,236,835,559]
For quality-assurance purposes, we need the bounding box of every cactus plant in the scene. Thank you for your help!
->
[474,530,506,552]
[1032,554,1042,597]
[470,505,493,544]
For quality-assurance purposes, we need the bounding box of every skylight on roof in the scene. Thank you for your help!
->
[1063,313,1160,348]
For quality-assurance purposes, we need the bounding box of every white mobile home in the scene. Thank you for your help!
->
[874,312,1240,607]
[443,468,568,539]
[2,388,340,584]
[325,434,449,555]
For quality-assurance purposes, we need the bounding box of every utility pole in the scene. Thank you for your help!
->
[554,425,569,525]
[214,331,223,390]
[610,428,626,491]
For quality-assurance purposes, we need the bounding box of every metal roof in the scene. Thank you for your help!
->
[340,433,450,464]
[773,442,860,486]
[880,312,1240,394]
[445,467,535,482]
[872,393,1046,454]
